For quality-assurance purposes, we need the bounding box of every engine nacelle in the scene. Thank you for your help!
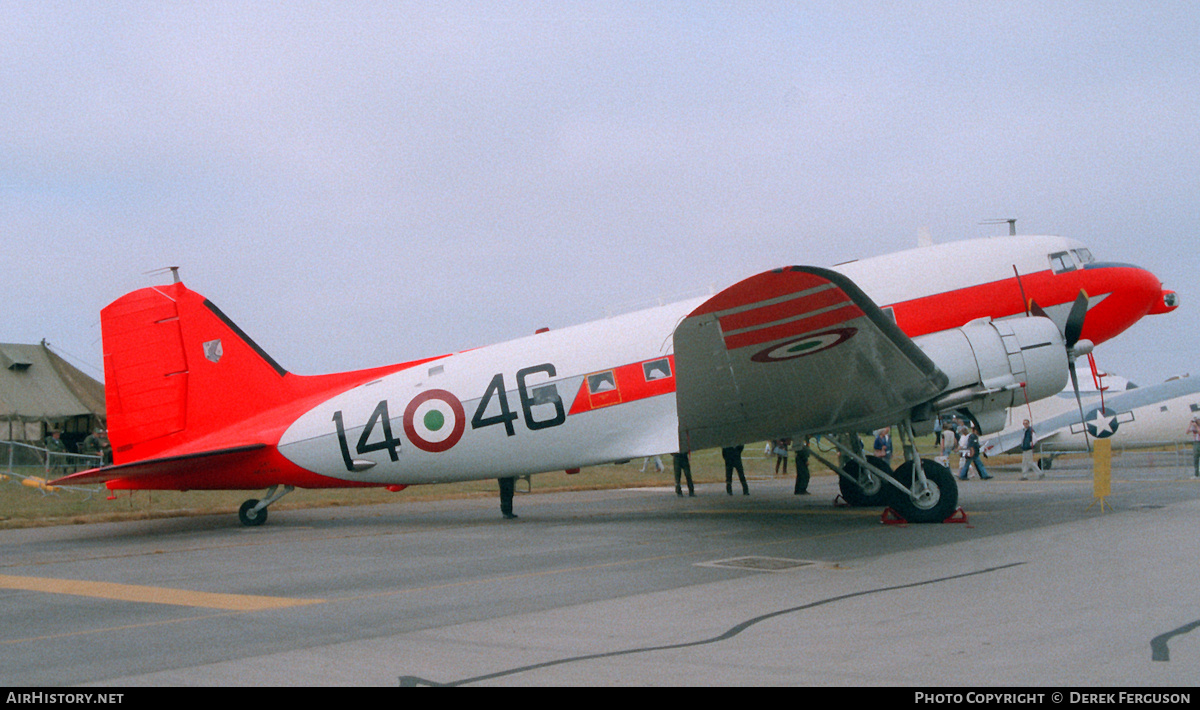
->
[913,317,1068,434]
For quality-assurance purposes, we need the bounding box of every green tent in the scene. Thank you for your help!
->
[0,341,105,448]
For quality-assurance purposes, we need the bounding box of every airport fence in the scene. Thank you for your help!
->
[1,440,102,495]
[1037,441,1196,473]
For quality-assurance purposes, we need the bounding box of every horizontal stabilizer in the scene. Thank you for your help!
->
[50,445,267,487]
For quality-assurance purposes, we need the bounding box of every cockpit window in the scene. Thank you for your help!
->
[1048,251,1077,274]
[1071,248,1095,264]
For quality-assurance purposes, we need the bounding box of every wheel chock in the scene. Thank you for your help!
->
[833,494,850,508]
[880,507,908,525]
[943,507,971,525]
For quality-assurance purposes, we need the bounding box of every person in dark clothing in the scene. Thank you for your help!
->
[498,476,518,519]
[1189,417,1200,478]
[1019,419,1041,480]
[672,452,695,497]
[44,429,67,476]
[721,444,748,495]
[794,437,811,495]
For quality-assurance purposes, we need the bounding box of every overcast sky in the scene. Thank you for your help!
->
[3,2,1197,390]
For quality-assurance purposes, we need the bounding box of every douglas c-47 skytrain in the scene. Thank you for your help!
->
[54,235,1177,525]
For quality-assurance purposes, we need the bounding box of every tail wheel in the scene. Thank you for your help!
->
[838,455,891,507]
[238,499,268,527]
[886,459,958,524]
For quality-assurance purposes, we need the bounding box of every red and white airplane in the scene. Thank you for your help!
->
[54,235,1177,525]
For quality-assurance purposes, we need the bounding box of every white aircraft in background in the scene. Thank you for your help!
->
[54,235,1177,525]
[983,373,1200,468]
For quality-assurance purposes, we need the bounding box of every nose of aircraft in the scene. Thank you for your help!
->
[1080,264,1175,345]
[1150,288,1179,315]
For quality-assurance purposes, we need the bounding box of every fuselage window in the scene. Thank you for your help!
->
[642,358,672,381]
[588,371,617,394]
[1048,251,1077,274]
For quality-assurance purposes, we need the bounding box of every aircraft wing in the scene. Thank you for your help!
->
[982,415,1065,456]
[674,266,949,451]
[982,377,1200,455]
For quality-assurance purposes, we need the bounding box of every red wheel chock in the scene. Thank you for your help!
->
[880,506,971,526]
[833,494,850,508]
[943,507,971,525]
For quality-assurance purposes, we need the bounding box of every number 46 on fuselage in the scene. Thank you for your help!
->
[54,235,1176,525]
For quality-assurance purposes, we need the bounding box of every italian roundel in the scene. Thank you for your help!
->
[403,389,466,452]
[751,328,857,363]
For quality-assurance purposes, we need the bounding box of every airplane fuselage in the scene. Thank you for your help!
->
[78,235,1175,493]
[271,235,1172,487]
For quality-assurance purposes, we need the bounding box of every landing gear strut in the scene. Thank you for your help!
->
[807,434,892,507]
[807,420,960,523]
[238,485,294,526]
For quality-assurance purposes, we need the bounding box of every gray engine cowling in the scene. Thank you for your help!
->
[913,317,1068,434]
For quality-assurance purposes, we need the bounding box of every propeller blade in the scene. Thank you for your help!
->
[1030,287,1091,452]
[1064,290,1089,348]
[1013,265,1030,317]
[1069,359,1091,452]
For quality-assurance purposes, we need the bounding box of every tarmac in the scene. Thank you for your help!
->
[1,458,1198,688]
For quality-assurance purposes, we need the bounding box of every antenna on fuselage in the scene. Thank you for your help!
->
[981,218,1017,236]
[144,266,182,284]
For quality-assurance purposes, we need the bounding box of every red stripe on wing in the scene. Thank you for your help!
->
[688,269,834,317]
[722,303,865,350]
[716,285,848,333]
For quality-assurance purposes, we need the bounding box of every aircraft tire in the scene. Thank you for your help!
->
[837,456,891,507]
[886,459,958,524]
[238,499,268,527]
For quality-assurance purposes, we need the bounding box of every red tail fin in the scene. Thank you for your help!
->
[50,280,451,492]
[102,283,295,463]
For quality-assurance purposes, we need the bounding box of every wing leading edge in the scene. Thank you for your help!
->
[674,266,949,451]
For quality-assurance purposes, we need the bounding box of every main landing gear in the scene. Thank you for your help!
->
[886,458,957,523]
[238,485,294,526]
[807,425,959,524]
[837,455,891,507]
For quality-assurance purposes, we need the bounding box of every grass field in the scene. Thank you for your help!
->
[1,444,864,529]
